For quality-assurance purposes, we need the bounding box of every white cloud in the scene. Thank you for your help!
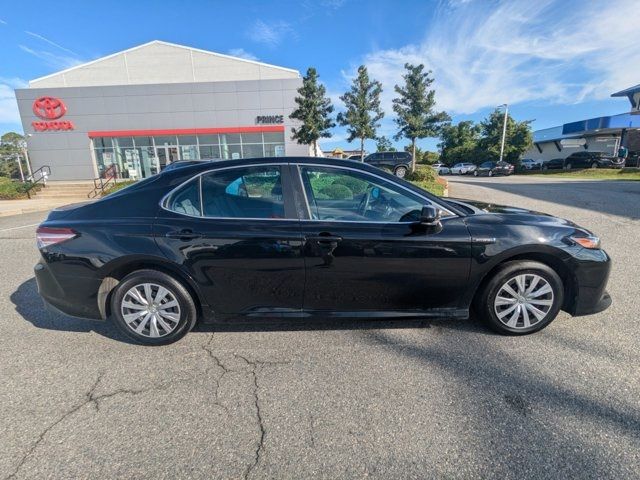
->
[359,0,640,115]
[247,20,294,47]
[319,0,346,9]
[25,31,78,56]
[0,79,26,124]
[19,45,83,70]
[227,48,258,61]
[0,18,7,25]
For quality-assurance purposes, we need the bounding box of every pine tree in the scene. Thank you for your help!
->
[392,64,450,172]
[289,68,335,156]
[336,65,384,161]
[375,136,395,152]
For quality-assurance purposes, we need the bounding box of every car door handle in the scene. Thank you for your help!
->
[306,234,343,243]
[165,229,203,240]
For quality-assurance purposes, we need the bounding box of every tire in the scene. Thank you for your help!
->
[542,165,548,171]
[110,269,198,345]
[474,261,564,335]
[394,166,407,178]
[473,170,479,177]
[565,162,572,170]
[591,162,598,169]
[488,170,493,177]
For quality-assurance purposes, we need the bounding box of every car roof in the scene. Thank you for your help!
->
[159,156,382,179]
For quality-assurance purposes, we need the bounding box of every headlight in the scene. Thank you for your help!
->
[569,235,601,249]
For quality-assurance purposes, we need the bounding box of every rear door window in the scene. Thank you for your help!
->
[201,166,285,219]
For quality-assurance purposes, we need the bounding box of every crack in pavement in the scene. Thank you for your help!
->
[7,336,292,480]
[5,373,104,480]
[233,354,291,480]
[5,367,223,479]
[200,336,292,480]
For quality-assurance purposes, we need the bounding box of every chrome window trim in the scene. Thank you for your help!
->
[295,163,457,220]
[159,160,457,222]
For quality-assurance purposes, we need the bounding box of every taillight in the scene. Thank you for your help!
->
[36,226,78,249]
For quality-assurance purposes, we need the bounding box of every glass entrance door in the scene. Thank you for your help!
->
[157,146,180,171]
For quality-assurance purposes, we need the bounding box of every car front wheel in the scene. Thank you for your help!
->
[473,170,479,177]
[591,162,598,169]
[565,162,572,170]
[475,261,563,335]
[394,166,407,178]
[110,269,198,345]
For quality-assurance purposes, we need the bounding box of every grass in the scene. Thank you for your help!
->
[406,165,447,196]
[0,177,41,200]
[102,180,137,196]
[411,178,446,196]
[523,167,640,181]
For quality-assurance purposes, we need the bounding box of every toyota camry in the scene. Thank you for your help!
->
[34,157,611,345]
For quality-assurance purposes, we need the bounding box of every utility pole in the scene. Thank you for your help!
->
[15,154,25,182]
[498,104,508,163]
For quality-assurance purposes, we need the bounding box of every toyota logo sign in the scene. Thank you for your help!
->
[31,96,74,132]
[33,96,67,120]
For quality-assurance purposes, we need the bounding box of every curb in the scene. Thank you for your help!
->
[0,205,55,218]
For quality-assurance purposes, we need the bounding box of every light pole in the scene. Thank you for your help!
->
[498,104,508,163]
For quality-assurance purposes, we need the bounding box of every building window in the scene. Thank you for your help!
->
[91,131,286,179]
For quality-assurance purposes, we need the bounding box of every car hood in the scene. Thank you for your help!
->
[445,197,580,228]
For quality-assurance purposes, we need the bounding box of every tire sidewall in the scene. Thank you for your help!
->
[110,269,197,345]
[478,261,564,335]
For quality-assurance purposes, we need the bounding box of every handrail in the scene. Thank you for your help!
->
[24,165,51,199]
[88,164,119,198]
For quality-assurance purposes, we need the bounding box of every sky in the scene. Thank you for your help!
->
[0,0,638,152]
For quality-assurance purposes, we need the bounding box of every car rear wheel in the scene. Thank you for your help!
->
[488,170,493,177]
[394,166,407,178]
[473,170,479,177]
[565,162,572,170]
[591,162,598,169]
[111,269,197,345]
[475,261,563,335]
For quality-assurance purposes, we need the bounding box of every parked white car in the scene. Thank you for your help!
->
[431,163,451,175]
[450,162,477,175]
[520,158,543,170]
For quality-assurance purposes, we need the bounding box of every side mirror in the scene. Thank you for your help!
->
[420,205,441,226]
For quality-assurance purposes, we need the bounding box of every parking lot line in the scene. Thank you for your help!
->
[0,223,40,233]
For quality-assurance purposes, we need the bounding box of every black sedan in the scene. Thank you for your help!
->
[542,158,565,170]
[473,161,515,177]
[564,151,625,170]
[35,157,611,345]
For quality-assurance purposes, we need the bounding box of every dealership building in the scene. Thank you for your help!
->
[15,41,308,181]
[523,84,640,163]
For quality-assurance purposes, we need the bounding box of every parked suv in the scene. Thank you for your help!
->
[364,151,412,178]
[473,161,515,177]
[564,151,625,170]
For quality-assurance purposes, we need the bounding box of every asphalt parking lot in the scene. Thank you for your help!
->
[1,175,639,479]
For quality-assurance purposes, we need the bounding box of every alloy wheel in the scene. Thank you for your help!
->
[493,274,554,329]
[395,167,407,178]
[121,283,181,338]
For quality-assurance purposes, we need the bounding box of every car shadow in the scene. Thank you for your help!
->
[454,179,640,220]
[12,277,486,342]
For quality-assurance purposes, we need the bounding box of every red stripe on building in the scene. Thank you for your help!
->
[87,125,285,138]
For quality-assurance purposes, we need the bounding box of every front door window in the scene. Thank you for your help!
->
[299,166,425,222]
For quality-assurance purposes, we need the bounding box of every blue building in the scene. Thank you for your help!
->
[524,84,640,165]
